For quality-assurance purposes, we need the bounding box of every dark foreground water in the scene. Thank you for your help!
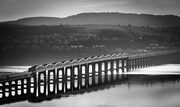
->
[1,64,180,107]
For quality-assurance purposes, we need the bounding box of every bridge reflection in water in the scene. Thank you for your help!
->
[0,51,179,105]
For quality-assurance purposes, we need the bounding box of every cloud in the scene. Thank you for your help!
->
[0,0,180,21]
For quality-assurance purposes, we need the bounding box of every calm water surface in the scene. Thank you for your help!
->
[1,64,180,107]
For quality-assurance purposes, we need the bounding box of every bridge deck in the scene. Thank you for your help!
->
[0,51,177,82]
[0,72,32,82]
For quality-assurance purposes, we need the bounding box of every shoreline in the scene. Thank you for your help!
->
[0,49,161,66]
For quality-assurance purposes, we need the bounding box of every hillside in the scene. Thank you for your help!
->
[0,24,180,65]
[4,13,180,26]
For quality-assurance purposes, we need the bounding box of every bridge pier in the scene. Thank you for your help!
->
[115,59,120,79]
[151,56,154,66]
[92,63,96,87]
[147,57,150,67]
[144,57,147,67]
[0,51,178,105]
[134,58,137,69]
[21,79,24,96]
[104,60,108,83]
[121,59,125,73]
[98,62,102,85]
[139,58,142,68]
[148,57,151,67]
[138,58,141,69]
[128,59,132,71]
[133,59,136,70]
[154,56,157,66]
[110,60,114,82]
[146,57,149,67]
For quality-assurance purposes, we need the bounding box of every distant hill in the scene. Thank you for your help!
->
[6,17,62,26]
[4,12,180,26]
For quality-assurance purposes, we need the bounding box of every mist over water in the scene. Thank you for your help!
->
[0,66,30,73]
[126,64,180,75]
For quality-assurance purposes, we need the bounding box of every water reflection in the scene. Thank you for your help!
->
[1,73,180,106]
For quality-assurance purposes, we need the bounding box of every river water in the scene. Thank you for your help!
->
[1,64,180,107]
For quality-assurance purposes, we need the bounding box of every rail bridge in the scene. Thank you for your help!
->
[0,51,179,104]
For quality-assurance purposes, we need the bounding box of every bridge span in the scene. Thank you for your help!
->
[0,51,179,104]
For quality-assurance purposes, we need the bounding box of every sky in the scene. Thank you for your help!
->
[0,0,180,22]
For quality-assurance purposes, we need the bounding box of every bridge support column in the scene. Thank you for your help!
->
[27,77,30,97]
[84,64,88,89]
[132,59,134,70]
[116,59,120,79]
[138,58,141,69]
[110,60,114,81]
[150,56,153,66]
[146,57,148,67]
[143,57,146,68]
[33,73,37,97]
[146,57,149,67]
[153,56,155,66]
[21,79,24,96]
[140,58,143,68]
[134,59,137,69]
[121,59,125,73]
[148,57,151,66]
[154,56,157,66]
[98,62,102,85]
[147,57,150,67]
[144,57,146,67]
[135,58,138,69]
[129,59,132,70]
[126,58,129,72]
[92,63,96,87]
[78,65,82,90]
[104,60,108,83]
[131,59,134,70]
[8,81,12,98]
[71,67,74,91]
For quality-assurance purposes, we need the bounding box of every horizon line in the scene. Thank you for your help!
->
[1,11,180,23]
